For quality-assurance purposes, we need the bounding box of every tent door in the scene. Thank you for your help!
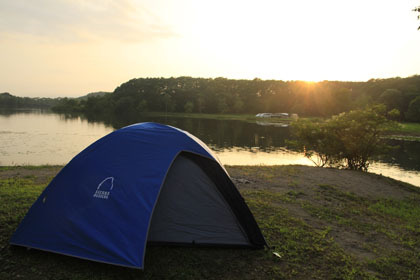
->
[148,154,249,246]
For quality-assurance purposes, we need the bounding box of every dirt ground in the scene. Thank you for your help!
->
[227,165,420,262]
[0,166,62,185]
[2,165,414,199]
[2,164,419,264]
[228,165,417,200]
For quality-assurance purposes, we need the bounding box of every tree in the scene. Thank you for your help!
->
[329,88,352,115]
[289,105,396,171]
[196,92,205,113]
[114,96,135,119]
[184,101,194,113]
[379,89,403,111]
[387,108,400,121]
[233,97,244,113]
[406,96,420,122]
[217,97,228,113]
[49,75,420,121]
[160,92,175,113]
[287,119,339,167]
[136,100,148,112]
[414,6,420,30]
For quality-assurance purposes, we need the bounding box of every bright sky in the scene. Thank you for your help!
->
[1,0,420,97]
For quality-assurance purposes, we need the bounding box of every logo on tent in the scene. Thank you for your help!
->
[93,177,114,199]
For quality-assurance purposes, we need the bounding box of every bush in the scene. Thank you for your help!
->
[184,101,194,113]
[406,96,420,122]
[289,105,396,171]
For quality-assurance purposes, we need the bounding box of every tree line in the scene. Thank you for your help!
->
[0,92,58,109]
[51,76,420,122]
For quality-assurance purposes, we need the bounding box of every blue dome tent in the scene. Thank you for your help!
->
[10,123,267,269]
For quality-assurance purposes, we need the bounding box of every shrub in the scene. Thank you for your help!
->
[289,105,396,171]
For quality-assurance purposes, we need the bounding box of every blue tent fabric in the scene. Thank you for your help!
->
[10,122,265,269]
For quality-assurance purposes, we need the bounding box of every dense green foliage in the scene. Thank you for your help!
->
[51,76,420,122]
[0,92,58,109]
[406,96,420,122]
[0,92,110,110]
[289,105,397,171]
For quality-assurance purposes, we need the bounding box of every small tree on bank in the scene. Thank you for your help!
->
[289,105,396,171]
[415,6,420,30]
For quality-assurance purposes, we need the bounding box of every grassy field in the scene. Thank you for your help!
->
[1,166,420,279]
[141,112,294,124]
[142,111,258,121]
[392,122,420,136]
[397,122,420,134]
[386,122,420,141]
[143,112,420,137]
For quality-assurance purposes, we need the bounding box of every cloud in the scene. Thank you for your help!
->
[0,0,177,43]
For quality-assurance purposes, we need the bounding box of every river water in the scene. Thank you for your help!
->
[1,109,419,187]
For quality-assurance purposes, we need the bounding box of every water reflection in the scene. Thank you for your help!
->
[81,112,293,152]
[0,110,114,166]
[0,110,419,187]
[87,114,420,174]
[374,139,420,171]
[131,117,292,153]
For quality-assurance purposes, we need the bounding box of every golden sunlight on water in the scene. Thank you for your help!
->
[0,111,113,165]
[216,149,420,187]
[1,111,419,187]
[368,163,420,188]
[215,148,313,166]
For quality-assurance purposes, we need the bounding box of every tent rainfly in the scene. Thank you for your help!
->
[10,122,267,269]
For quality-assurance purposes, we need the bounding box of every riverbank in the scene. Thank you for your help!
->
[1,165,419,279]
[141,112,420,139]
[140,111,294,125]
[388,122,420,141]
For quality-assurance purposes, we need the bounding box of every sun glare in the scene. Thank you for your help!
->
[0,0,419,96]
[171,0,419,82]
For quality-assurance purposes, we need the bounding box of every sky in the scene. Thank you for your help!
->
[1,0,420,97]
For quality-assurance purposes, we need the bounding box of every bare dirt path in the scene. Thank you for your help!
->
[228,165,420,263]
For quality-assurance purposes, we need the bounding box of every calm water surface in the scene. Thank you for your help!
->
[1,110,419,187]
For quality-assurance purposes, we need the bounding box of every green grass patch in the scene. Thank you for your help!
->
[140,111,295,125]
[242,189,368,279]
[1,167,420,279]
[369,198,420,224]
[141,112,258,122]
[297,184,420,278]
[0,178,45,244]
[367,251,420,280]
[0,165,61,171]
[397,122,420,134]
[388,122,420,138]
[369,198,420,246]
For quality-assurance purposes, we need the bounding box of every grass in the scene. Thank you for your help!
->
[396,122,420,134]
[244,192,367,279]
[110,111,420,136]
[140,111,294,124]
[146,112,420,141]
[1,166,420,279]
[0,165,60,171]
[387,122,420,140]
[299,184,420,278]
[142,112,258,122]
